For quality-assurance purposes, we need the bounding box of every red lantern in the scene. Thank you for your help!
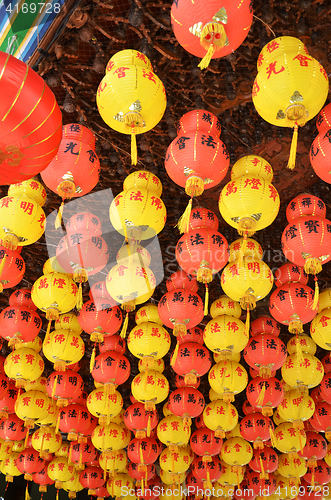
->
[316,103,331,134]
[63,123,96,148]
[79,465,104,494]
[195,413,207,429]
[91,351,131,389]
[127,437,159,468]
[242,400,260,415]
[33,467,55,493]
[16,447,45,480]
[250,315,281,337]
[286,194,326,221]
[246,377,285,416]
[303,460,331,486]
[168,387,205,425]
[138,476,161,500]
[124,402,159,439]
[78,298,122,342]
[0,413,27,441]
[0,304,42,345]
[0,247,25,292]
[190,427,223,460]
[0,52,62,185]
[166,269,199,293]
[318,374,331,404]
[310,130,331,184]
[69,439,98,469]
[59,404,95,441]
[171,342,211,385]
[311,387,324,404]
[9,288,37,310]
[322,354,331,373]
[89,280,115,303]
[310,402,331,440]
[249,367,276,379]
[171,1,253,69]
[298,430,327,467]
[240,413,274,449]
[46,370,84,407]
[274,262,308,287]
[246,470,277,497]
[158,289,204,336]
[128,462,156,482]
[249,446,278,478]
[99,334,126,354]
[177,326,204,345]
[190,455,222,486]
[243,334,287,377]
[234,481,257,500]
[0,382,20,418]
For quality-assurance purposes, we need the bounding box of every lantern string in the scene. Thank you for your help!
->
[237,232,248,268]
[170,341,179,367]
[245,305,250,338]
[25,483,31,500]
[287,124,299,170]
[120,312,129,339]
[0,250,7,290]
[176,197,193,234]
[204,284,209,316]
[312,275,319,310]
[90,343,97,372]
[256,381,266,407]
[55,199,65,229]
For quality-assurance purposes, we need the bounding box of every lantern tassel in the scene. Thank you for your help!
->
[198,23,227,70]
[24,430,29,449]
[198,44,216,70]
[237,232,248,268]
[312,275,319,310]
[147,413,152,438]
[176,197,193,234]
[259,456,268,480]
[289,319,303,335]
[287,124,298,170]
[204,284,209,316]
[55,410,61,434]
[256,381,266,407]
[120,312,129,339]
[245,306,250,338]
[170,342,179,367]
[76,282,83,311]
[0,251,7,290]
[55,200,65,229]
[25,484,31,500]
[51,375,58,399]
[131,133,138,165]
[90,344,96,372]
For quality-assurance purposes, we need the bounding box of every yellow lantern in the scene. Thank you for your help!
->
[0,439,13,461]
[311,309,331,351]
[97,50,166,165]
[135,303,163,325]
[219,155,280,237]
[221,437,252,467]
[32,425,62,458]
[131,370,169,410]
[87,387,123,425]
[14,335,42,352]
[157,415,191,448]
[0,451,21,482]
[47,456,75,489]
[204,315,248,357]
[208,361,248,402]
[138,357,165,373]
[318,289,331,312]
[99,449,128,475]
[119,422,132,448]
[160,469,186,485]
[281,353,324,391]
[24,375,47,392]
[35,398,59,427]
[225,423,242,439]
[218,460,245,486]
[277,388,315,428]
[15,390,50,429]
[43,256,71,276]
[106,472,135,499]
[42,328,85,371]
[210,295,242,319]
[128,322,171,364]
[273,422,306,457]
[275,475,297,500]
[31,272,78,323]
[252,37,329,169]
[92,423,127,452]
[0,179,46,250]
[4,347,44,387]
[287,335,316,356]
[55,441,70,457]
[212,483,236,498]
[8,178,47,206]
[203,399,238,437]
[55,312,82,334]
[277,454,307,484]
[228,237,264,263]
[159,446,191,474]
[163,401,173,417]
[63,471,84,498]
[273,409,286,426]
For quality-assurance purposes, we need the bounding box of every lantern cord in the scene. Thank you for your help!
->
[55,409,61,434]
[245,306,250,338]
[79,441,83,468]
[237,231,248,268]
[147,413,152,437]
[312,275,319,310]
[170,342,179,367]
[90,343,97,372]
[55,199,65,229]
[56,489,59,500]
[68,442,73,465]
[120,312,129,339]
[204,284,209,316]
[131,133,138,165]
[25,484,31,500]
[24,429,29,449]
[256,381,266,407]
[0,251,7,289]
[45,318,52,338]
[176,197,193,234]
[287,124,299,170]
[295,334,305,365]
[51,375,58,399]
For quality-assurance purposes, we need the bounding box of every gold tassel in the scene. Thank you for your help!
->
[45,318,52,338]
[237,232,248,268]
[176,197,193,234]
[131,133,137,165]
[197,265,213,284]
[204,284,209,316]
[24,430,29,449]
[55,200,65,229]
[76,282,83,311]
[259,455,268,479]
[51,375,58,399]
[120,312,129,339]
[312,275,319,310]
[287,125,298,170]
[256,381,266,407]
[55,410,61,434]
[245,306,250,338]
[123,111,143,166]
[198,23,227,69]
[147,413,152,437]
[25,484,31,500]
[90,344,96,372]
[170,342,179,367]
[0,251,7,290]
[198,44,216,70]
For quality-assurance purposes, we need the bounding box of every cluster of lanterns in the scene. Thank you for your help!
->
[0,6,331,500]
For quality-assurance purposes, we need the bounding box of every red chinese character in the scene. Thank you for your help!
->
[147,375,155,385]
[70,337,79,348]
[225,181,237,196]
[136,53,147,64]
[71,284,77,296]
[269,185,278,202]
[320,66,328,80]
[159,423,167,432]
[142,69,156,83]
[38,213,45,228]
[0,197,13,208]
[252,81,260,98]
[293,54,312,67]
[228,264,239,278]
[54,278,66,289]
[38,278,49,289]
[114,67,130,78]
[288,427,296,437]
[116,265,128,276]
[266,40,280,53]
[257,53,264,67]
[211,323,221,334]
[138,172,148,180]
[130,190,144,201]
[35,399,44,408]
[26,354,35,364]
[20,201,34,215]
[266,61,285,79]
[227,321,239,332]
[30,181,39,190]
[247,262,260,274]
[319,315,330,327]
[151,327,161,338]
[157,378,166,388]
[235,366,244,377]
[95,392,103,401]
[54,334,66,344]
[134,329,144,339]
[150,196,162,210]
[58,463,65,471]
[251,157,261,166]
[12,354,21,363]
[244,178,262,190]
[171,421,179,431]
[23,397,31,406]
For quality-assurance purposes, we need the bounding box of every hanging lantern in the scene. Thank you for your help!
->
[310,119,331,184]
[299,430,327,468]
[221,436,253,468]
[91,422,128,453]
[124,402,159,439]
[47,456,75,490]
[15,390,50,429]
[127,322,171,365]
[166,269,200,294]
[158,288,204,336]
[246,469,277,497]
[165,112,230,232]
[157,414,191,449]
[168,387,205,427]
[219,155,280,239]
[0,413,27,442]
[190,427,223,461]
[99,334,126,354]
[79,465,104,495]
[287,334,316,356]
[203,399,238,438]
[138,358,164,374]
[0,303,42,348]
[278,388,315,428]
[89,280,114,303]
[63,471,84,498]
[59,404,96,441]
[304,460,331,486]
[99,449,127,477]
[43,328,85,371]
[210,294,242,320]
[0,180,46,250]
[0,382,20,419]
[208,361,248,402]
[78,298,122,343]
[252,36,329,169]
[190,455,222,488]
[281,353,324,391]
[273,422,307,457]
[131,370,169,410]
[0,52,62,184]
[171,342,212,385]
[87,387,123,425]
[175,374,200,389]
[246,377,285,416]
[4,347,44,387]
[106,472,135,499]
[310,402,331,440]
[46,370,84,407]
[91,350,130,392]
[32,425,62,458]
[250,315,281,337]
[240,413,274,449]
[127,436,159,471]
[97,50,166,165]
[0,451,22,482]
[243,334,287,378]
[249,446,278,479]
[33,467,55,493]
[16,447,45,480]
[311,289,331,351]
[217,461,245,486]
[171,0,253,69]
[0,247,25,293]
[278,453,308,485]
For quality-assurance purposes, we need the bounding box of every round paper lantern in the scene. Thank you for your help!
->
[274,422,307,456]
[252,36,329,169]
[127,436,159,470]
[249,446,278,478]
[310,127,331,184]
[0,413,27,442]
[158,288,204,336]
[278,389,315,428]
[157,415,190,448]
[166,269,199,294]
[97,50,166,164]
[281,353,324,391]
[106,472,135,499]
[79,465,104,495]
[15,390,50,428]
[131,370,169,410]
[240,413,274,449]
[32,425,62,458]
[210,295,242,320]
[246,469,277,497]
[243,334,287,377]
[91,350,130,391]
[59,404,96,441]
[0,451,21,482]
[299,430,327,467]
[250,315,281,337]
[304,460,331,486]
[0,247,25,293]
[43,328,85,371]
[47,456,75,489]
[99,449,127,475]
[190,427,223,460]
[87,387,123,424]
[311,309,331,351]
[33,467,55,493]
[221,436,253,467]
[217,461,245,486]
[46,370,84,407]
[208,361,248,402]
[203,399,238,437]
[190,455,222,487]
[0,52,62,185]
[287,335,316,356]
[171,0,253,69]
[0,303,42,347]
[246,377,285,416]
[4,347,44,386]
[63,471,84,497]
[127,322,171,362]
[78,298,122,343]
[92,422,128,452]
[171,342,212,385]
[310,402,331,440]
[16,447,45,480]
[124,402,158,439]
[168,387,205,424]
[204,314,248,357]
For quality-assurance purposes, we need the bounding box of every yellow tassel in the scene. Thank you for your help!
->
[55,411,61,435]
[287,125,298,170]
[25,484,31,500]
[90,344,96,372]
[256,381,266,407]
[269,426,276,448]
[170,342,179,367]
[51,375,58,399]
[176,198,193,234]
[55,200,65,229]
[131,133,138,165]
[312,275,319,310]
[24,430,29,449]
[245,306,250,338]
[56,489,59,500]
[120,312,129,339]
[206,470,212,491]
[76,283,83,311]
[68,443,73,465]
[0,251,7,286]
[295,335,305,366]
[198,44,217,70]
[259,455,268,479]
[139,443,145,469]
[147,413,152,437]
[237,233,248,268]
[204,284,209,316]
